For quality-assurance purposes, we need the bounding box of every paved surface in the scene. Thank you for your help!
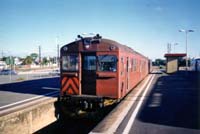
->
[116,71,200,134]
[0,77,60,108]
[1,70,199,134]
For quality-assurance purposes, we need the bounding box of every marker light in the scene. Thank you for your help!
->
[63,46,68,51]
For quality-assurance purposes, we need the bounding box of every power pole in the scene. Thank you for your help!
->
[39,45,41,65]
[167,43,171,53]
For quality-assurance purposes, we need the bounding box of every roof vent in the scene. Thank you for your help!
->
[77,33,102,45]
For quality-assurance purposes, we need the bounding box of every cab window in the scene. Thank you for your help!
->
[83,56,96,70]
[62,55,78,71]
[98,55,117,72]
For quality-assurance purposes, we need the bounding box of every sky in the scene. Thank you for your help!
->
[0,0,200,60]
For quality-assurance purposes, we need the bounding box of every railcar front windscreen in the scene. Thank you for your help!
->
[62,55,79,71]
[98,55,117,72]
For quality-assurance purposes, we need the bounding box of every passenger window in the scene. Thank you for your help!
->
[133,59,137,71]
[98,55,117,72]
[121,57,124,75]
[62,55,78,71]
[83,56,96,70]
[131,58,134,72]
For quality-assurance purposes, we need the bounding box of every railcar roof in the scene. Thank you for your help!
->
[102,38,148,59]
[62,38,148,59]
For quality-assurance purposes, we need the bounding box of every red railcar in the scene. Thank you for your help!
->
[59,34,149,111]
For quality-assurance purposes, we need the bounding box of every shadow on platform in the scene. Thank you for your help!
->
[138,71,200,129]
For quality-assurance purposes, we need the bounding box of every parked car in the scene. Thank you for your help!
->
[0,69,17,75]
[49,69,60,76]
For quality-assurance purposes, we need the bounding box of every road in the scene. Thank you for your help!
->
[115,71,200,134]
[0,76,60,109]
[0,72,58,84]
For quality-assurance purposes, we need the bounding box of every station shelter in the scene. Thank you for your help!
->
[164,53,186,73]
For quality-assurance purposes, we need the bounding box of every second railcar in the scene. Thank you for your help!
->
[190,58,200,71]
[59,34,149,110]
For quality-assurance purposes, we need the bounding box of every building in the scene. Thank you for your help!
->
[0,61,7,70]
[164,53,186,73]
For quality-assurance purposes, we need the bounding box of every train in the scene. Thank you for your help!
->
[59,34,151,112]
[190,58,200,72]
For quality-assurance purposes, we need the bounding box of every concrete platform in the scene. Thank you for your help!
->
[0,98,57,134]
[90,70,200,134]
[90,73,155,133]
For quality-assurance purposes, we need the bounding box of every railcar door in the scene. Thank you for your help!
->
[81,53,97,95]
[126,57,129,90]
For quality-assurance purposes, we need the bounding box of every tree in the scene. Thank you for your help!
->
[49,57,55,64]
[153,59,166,66]
[2,57,7,62]
[41,57,49,65]
[5,56,14,65]
[23,56,32,65]
[30,53,38,61]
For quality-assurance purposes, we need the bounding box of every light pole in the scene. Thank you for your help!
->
[56,37,60,68]
[179,29,194,71]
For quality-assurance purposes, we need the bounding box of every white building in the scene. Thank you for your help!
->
[0,61,7,70]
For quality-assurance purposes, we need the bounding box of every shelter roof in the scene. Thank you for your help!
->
[164,53,186,58]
